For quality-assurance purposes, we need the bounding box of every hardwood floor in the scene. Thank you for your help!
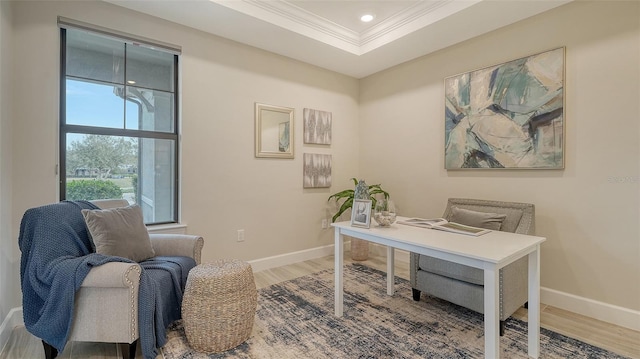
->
[2,254,638,359]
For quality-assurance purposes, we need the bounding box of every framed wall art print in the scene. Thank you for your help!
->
[303,153,332,188]
[303,108,332,145]
[444,47,565,169]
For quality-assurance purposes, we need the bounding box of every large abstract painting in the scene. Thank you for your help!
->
[445,47,565,169]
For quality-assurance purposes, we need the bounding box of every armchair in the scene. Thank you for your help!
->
[19,200,203,359]
[410,198,535,335]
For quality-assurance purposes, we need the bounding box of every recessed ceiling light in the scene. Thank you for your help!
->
[127,80,136,84]
[360,14,375,23]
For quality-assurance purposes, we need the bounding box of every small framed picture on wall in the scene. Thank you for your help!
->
[303,108,332,145]
[303,153,332,188]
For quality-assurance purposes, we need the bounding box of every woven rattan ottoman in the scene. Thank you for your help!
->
[182,259,257,353]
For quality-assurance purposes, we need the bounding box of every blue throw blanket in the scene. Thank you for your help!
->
[138,256,195,358]
[19,201,195,359]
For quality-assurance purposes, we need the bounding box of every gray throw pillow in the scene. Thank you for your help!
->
[450,206,507,231]
[82,205,155,262]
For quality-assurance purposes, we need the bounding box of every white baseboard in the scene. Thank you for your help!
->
[248,242,410,273]
[0,307,24,354]
[248,242,349,272]
[541,286,640,332]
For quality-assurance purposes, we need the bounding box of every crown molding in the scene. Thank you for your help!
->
[212,0,362,54]
[213,0,482,56]
[104,0,574,78]
[249,1,360,45]
[360,0,480,53]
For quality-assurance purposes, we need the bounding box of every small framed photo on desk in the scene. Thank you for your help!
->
[351,199,372,228]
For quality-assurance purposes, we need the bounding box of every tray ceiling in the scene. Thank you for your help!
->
[105,0,571,78]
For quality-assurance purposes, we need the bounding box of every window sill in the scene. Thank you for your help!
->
[147,223,187,235]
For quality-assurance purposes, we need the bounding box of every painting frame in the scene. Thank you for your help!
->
[255,102,294,159]
[303,108,332,145]
[444,47,565,170]
[350,199,372,228]
[303,153,332,188]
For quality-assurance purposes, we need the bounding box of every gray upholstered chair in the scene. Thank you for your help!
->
[410,198,535,335]
[55,199,203,359]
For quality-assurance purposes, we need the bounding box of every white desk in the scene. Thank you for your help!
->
[332,218,546,359]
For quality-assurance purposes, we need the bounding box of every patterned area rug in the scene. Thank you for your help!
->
[162,264,629,359]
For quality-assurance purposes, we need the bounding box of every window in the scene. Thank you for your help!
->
[60,26,179,224]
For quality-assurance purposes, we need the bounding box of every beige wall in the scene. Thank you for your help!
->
[177,28,360,260]
[5,0,359,312]
[360,1,640,311]
[0,0,16,322]
[2,0,638,326]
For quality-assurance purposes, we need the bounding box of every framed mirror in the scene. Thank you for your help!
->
[255,102,294,158]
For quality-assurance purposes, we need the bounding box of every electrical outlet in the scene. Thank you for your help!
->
[321,219,328,229]
[237,229,245,242]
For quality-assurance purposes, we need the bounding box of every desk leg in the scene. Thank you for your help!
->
[334,229,344,317]
[387,246,395,295]
[528,246,541,358]
[484,265,500,359]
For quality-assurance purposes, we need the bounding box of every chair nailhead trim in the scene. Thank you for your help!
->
[125,265,141,341]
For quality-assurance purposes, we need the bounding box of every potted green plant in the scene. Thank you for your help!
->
[327,178,389,223]
[328,178,390,260]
